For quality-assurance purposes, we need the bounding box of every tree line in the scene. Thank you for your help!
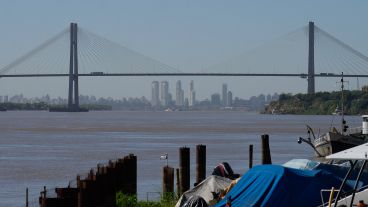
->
[0,102,111,111]
[264,90,368,115]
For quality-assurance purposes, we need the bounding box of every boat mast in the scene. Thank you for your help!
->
[341,72,345,134]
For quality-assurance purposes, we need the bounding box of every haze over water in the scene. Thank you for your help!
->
[0,111,361,206]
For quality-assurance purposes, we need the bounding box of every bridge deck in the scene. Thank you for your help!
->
[0,73,367,78]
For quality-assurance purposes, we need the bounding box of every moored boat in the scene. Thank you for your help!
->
[332,106,342,115]
[49,106,89,112]
[299,115,367,157]
[298,73,368,157]
[312,127,366,157]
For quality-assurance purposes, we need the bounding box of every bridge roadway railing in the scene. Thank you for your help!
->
[1,73,368,78]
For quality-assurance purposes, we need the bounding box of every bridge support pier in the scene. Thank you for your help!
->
[308,21,315,94]
[68,23,80,111]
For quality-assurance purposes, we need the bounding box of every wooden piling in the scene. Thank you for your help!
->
[163,166,174,193]
[176,168,181,197]
[40,186,47,207]
[261,134,272,164]
[104,161,117,207]
[179,147,190,194]
[122,154,137,195]
[26,188,29,207]
[196,145,206,185]
[77,175,83,207]
[95,164,104,205]
[249,144,253,169]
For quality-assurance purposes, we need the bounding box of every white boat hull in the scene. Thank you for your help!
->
[314,132,365,157]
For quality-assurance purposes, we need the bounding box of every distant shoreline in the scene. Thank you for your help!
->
[0,102,263,112]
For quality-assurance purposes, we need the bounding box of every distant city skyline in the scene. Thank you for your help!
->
[0,89,280,112]
[0,77,361,101]
[0,80,279,105]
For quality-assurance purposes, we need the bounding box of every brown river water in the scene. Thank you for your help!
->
[0,111,361,206]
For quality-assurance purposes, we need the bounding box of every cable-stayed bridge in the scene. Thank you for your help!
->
[1,22,368,111]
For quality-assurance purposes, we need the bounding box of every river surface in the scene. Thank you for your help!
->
[0,111,362,206]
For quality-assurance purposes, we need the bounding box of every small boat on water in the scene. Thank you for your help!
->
[332,106,342,115]
[307,122,366,157]
[271,108,280,115]
[49,106,89,112]
[298,73,368,157]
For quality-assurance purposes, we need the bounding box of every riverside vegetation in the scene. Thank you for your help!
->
[264,90,368,115]
[0,102,111,111]
[116,192,177,207]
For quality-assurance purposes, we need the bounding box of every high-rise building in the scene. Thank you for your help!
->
[184,98,189,108]
[227,91,233,106]
[211,93,221,105]
[272,93,279,101]
[151,81,159,107]
[160,81,169,107]
[176,80,184,106]
[266,94,272,103]
[168,93,173,106]
[222,83,228,106]
[189,80,196,106]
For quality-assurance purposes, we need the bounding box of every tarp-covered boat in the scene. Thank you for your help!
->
[175,175,232,207]
[215,165,351,207]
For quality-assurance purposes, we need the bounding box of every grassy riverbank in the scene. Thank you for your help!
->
[116,192,177,207]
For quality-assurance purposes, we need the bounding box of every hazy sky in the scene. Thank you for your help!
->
[0,1,367,100]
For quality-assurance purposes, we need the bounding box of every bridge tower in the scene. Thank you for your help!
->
[308,21,315,94]
[68,23,80,111]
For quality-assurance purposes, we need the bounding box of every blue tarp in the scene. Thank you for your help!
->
[215,165,350,207]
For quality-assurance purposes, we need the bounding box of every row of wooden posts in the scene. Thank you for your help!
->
[162,134,272,196]
[38,154,137,207]
[162,144,207,196]
[35,134,272,207]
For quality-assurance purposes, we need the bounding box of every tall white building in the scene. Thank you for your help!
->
[176,80,184,106]
[222,83,228,106]
[161,81,169,107]
[189,80,196,107]
[151,81,160,107]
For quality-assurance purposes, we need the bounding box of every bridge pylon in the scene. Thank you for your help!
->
[68,23,80,111]
[308,21,315,94]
